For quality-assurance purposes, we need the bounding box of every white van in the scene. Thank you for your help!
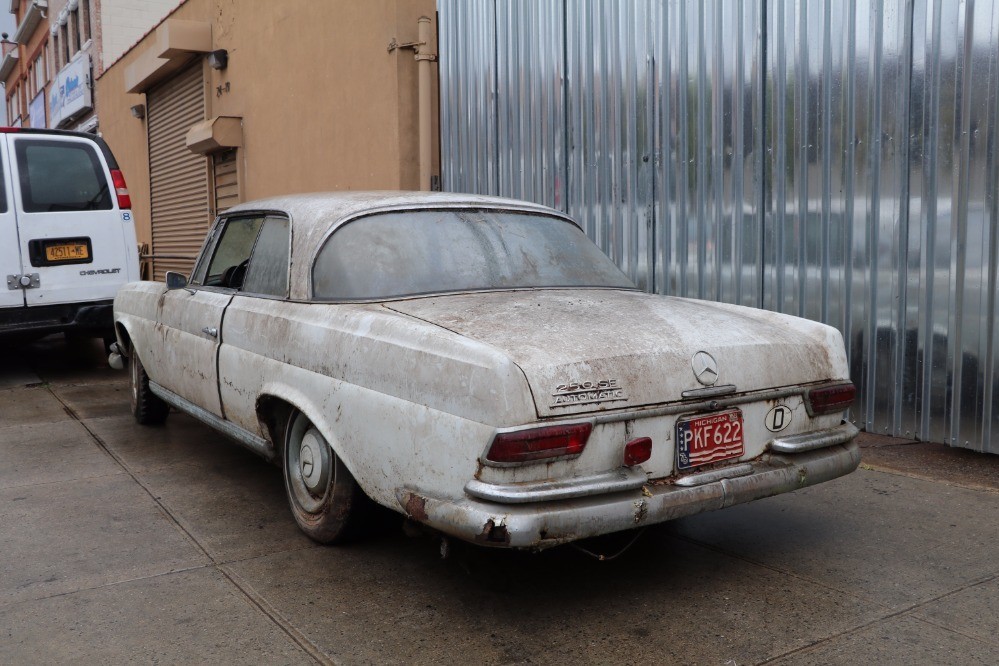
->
[0,128,139,346]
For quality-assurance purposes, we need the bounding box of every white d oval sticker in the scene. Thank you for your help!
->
[765,405,793,432]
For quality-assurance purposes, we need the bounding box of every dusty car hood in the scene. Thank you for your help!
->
[384,290,850,418]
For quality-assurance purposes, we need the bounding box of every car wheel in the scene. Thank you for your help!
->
[129,343,169,425]
[283,410,361,543]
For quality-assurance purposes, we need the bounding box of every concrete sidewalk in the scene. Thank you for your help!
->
[1,336,998,664]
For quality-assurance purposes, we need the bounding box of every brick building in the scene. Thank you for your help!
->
[1,0,177,131]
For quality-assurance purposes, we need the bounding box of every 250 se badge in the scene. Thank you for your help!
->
[551,379,627,407]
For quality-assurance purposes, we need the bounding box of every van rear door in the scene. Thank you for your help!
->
[0,137,25,310]
[8,134,134,307]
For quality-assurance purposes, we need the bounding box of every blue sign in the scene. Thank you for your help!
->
[49,54,92,128]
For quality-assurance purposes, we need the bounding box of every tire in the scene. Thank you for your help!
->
[129,343,169,425]
[283,410,362,543]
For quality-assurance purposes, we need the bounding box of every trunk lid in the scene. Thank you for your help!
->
[385,290,849,418]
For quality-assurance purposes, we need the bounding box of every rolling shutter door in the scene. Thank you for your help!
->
[212,148,239,215]
[147,63,208,281]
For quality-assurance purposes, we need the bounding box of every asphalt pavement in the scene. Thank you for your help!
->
[2,335,998,665]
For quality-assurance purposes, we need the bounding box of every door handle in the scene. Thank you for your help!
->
[202,326,218,338]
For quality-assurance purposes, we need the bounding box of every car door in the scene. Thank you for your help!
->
[216,215,292,434]
[8,134,131,307]
[0,136,25,310]
[154,214,266,417]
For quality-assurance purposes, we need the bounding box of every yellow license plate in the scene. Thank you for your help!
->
[45,243,89,262]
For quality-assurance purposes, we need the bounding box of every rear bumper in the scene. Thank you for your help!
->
[396,423,861,549]
[0,300,114,336]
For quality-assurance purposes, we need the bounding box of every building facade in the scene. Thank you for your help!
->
[95,0,439,281]
[438,0,999,454]
[2,0,56,128]
[2,0,177,131]
[46,0,99,131]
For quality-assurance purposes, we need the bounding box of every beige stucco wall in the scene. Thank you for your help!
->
[95,54,151,241]
[95,0,439,248]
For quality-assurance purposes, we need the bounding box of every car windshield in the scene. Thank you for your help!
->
[312,209,636,300]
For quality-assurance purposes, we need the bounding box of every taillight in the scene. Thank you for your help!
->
[486,422,592,464]
[111,169,132,209]
[0,127,20,133]
[804,382,856,416]
[624,437,652,466]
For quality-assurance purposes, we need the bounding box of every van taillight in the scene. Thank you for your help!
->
[111,169,131,209]
[486,423,593,464]
[0,127,20,133]
[804,382,856,416]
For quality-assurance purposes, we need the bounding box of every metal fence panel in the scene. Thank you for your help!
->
[437,0,999,454]
[565,0,655,288]
[654,0,764,306]
[495,0,566,209]
[438,0,498,195]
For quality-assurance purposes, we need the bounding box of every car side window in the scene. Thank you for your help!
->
[242,216,291,298]
[189,221,223,285]
[200,216,264,289]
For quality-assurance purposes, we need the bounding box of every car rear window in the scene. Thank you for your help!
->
[14,138,112,213]
[312,209,636,300]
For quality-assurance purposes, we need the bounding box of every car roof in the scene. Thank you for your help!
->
[223,191,572,300]
[225,190,563,227]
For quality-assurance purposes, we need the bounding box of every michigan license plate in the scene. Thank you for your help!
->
[676,409,745,470]
[45,243,90,262]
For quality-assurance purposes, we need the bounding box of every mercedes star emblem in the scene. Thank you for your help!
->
[691,351,719,386]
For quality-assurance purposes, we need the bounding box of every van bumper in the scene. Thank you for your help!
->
[0,300,114,337]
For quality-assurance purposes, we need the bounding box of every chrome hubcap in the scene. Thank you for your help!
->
[299,430,327,492]
[286,415,334,514]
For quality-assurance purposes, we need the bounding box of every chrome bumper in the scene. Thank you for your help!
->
[396,424,861,549]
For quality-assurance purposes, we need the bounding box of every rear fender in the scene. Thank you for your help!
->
[253,382,362,482]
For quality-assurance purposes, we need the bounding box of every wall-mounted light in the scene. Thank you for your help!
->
[207,49,228,70]
[130,104,145,119]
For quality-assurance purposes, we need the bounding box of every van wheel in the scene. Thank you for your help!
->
[129,344,169,425]
[283,411,361,543]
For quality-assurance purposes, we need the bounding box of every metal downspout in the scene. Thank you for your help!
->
[416,16,437,191]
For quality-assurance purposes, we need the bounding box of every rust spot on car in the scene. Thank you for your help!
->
[404,492,429,522]
[647,476,674,487]
[633,499,648,523]
[475,519,510,545]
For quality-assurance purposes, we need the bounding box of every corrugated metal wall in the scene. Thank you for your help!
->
[438,0,999,453]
